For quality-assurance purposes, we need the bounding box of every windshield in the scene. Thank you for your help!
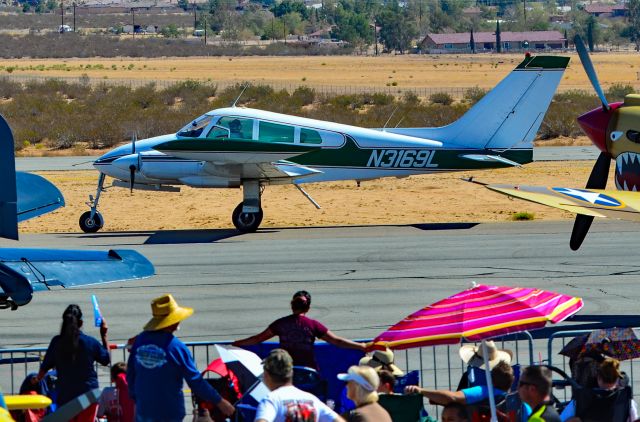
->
[177,114,213,138]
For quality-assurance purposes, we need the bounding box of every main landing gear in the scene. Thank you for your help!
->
[79,173,105,233]
[232,181,263,233]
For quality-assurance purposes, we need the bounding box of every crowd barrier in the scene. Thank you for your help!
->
[2,316,639,419]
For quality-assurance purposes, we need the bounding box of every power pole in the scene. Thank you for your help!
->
[203,14,207,45]
[131,8,135,38]
[60,1,64,29]
[73,2,76,32]
[193,2,197,31]
[523,0,527,26]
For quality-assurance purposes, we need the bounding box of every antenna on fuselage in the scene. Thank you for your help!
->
[231,84,249,108]
[382,105,400,131]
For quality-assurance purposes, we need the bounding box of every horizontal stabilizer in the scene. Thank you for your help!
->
[0,248,155,309]
[460,154,523,168]
[16,172,65,222]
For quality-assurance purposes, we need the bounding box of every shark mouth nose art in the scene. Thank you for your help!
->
[616,152,640,191]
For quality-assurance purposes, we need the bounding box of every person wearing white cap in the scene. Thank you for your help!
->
[337,366,392,422]
[127,294,234,422]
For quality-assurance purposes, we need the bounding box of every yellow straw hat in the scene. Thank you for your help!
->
[143,294,194,331]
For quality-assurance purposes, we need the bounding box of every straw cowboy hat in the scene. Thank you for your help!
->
[459,341,513,369]
[359,348,404,377]
[144,294,194,331]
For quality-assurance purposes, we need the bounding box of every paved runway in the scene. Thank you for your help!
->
[1,220,638,349]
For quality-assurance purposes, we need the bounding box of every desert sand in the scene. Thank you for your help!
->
[18,160,606,234]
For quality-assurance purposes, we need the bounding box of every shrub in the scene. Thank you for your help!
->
[606,83,635,101]
[463,86,487,105]
[429,92,454,106]
[291,86,316,106]
[512,212,534,221]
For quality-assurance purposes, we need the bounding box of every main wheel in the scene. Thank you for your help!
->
[79,211,104,233]
[232,202,263,232]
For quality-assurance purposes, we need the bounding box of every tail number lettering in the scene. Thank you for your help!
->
[366,149,438,168]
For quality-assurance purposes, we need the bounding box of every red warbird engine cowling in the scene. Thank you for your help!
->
[576,102,622,154]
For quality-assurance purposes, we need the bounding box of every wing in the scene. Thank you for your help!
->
[0,248,154,309]
[486,184,640,221]
[16,172,65,222]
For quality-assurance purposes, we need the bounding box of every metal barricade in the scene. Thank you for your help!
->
[0,333,535,418]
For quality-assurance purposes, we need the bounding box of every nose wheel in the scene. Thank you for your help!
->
[79,211,104,233]
[232,202,263,232]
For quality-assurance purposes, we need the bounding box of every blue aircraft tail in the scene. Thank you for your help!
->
[0,115,65,240]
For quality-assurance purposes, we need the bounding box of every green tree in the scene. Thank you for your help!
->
[377,0,417,53]
[629,0,640,51]
[331,6,374,46]
[45,0,56,11]
[160,23,180,37]
[177,0,189,11]
[272,0,309,20]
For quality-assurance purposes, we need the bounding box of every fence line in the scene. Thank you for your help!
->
[5,73,633,100]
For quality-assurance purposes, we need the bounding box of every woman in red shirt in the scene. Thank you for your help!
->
[233,290,366,370]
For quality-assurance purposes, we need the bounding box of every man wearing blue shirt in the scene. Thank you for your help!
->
[127,294,235,422]
[404,361,514,406]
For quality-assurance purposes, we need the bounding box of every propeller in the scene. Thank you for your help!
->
[569,152,611,250]
[129,132,138,193]
[574,34,609,111]
[569,35,613,250]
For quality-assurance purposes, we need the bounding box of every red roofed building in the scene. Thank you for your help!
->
[583,3,628,17]
[420,30,565,53]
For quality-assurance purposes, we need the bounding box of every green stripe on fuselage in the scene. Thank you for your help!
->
[293,138,533,170]
[155,138,319,153]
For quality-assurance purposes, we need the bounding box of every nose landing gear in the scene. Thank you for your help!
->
[79,173,105,233]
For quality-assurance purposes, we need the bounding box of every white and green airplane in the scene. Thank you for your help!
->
[81,54,569,233]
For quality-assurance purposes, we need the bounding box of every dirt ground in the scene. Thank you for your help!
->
[18,161,607,233]
[3,53,640,90]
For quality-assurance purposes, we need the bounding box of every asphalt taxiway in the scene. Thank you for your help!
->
[1,220,638,349]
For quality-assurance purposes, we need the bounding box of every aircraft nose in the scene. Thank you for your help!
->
[112,154,139,172]
[577,106,612,153]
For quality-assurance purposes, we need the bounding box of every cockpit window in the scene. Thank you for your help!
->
[211,116,253,140]
[177,114,213,138]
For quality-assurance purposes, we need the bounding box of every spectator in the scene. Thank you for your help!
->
[35,304,109,422]
[127,294,234,422]
[97,362,134,422]
[405,361,514,406]
[457,341,512,390]
[338,365,392,422]
[359,348,404,377]
[232,290,366,370]
[442,402,470,422]
[560,357,638,422]
[517,366,560,422]
[255,348,343,422]
[377,370,396,394]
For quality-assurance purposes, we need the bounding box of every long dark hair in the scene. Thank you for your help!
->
[291,290,311,314]
[57,304,83,362]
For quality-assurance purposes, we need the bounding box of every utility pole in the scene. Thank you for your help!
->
[193,2,197,31]
[131,8,135,38]
[523,0,527,26]
[73,2,76,32]
[203,13,207,45]
[60,1,64,29]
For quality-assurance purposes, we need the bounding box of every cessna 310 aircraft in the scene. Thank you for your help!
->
[0,114,154,310]
[475,36,640,250]
[80,54,569,233]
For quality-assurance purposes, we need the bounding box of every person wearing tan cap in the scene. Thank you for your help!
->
[256,348,344,422]
[338,366,392,422]
[126,294,234,422]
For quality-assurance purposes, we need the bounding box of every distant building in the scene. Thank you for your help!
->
[420,30,565,53]
[583,3,628,18]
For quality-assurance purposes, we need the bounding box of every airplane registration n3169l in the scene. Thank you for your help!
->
[82,55,568,233]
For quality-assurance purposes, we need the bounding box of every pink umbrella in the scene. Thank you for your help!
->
[371,283,583,422]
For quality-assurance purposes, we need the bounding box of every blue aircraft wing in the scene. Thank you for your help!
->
[0,248,154,309]
[16,172,65,222]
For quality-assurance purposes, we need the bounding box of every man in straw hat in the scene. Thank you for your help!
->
[457,341,513,390]
[127,294,234,422]
[359,348,404,378]
[255,348,343,422]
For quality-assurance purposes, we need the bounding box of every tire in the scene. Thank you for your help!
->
[232,202,263,232]
[79,211,104,233]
